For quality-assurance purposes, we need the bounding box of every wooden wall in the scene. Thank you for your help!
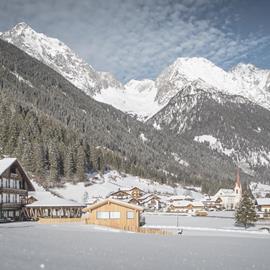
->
[86,201,140,232]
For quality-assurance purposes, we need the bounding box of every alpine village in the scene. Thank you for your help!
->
[1,14,270,270]
[0,23,270,235]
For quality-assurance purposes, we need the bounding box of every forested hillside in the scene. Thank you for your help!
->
[0,39,249,193]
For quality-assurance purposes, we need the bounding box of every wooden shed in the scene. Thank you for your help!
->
[83,198,144,231]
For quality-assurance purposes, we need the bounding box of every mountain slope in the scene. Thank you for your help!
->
[0,23,160,120]
[3,23,270,122]
[148,80,270,177]
[0,22,103,95]
[0,38,246,187]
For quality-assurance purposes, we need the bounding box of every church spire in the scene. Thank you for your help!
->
[235,167,241,188]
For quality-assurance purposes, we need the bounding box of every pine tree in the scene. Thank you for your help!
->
[76,145,85,181]
[49,142,59,182]
[64,147,75,180]
[235,192,258,228]
[33,142,45,178]
[22,142,33,172]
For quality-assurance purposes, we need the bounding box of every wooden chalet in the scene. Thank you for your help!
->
[0,158,35,221]
[139,194,161,210]
[256,198,270,213]
[83,198,144,231]
[167,200,204,213]
[109,190,131,200]
[109,187,145,200]
[128,187,145,199]
[201,197,222,210]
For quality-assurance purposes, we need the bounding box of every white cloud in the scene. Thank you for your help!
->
[0,0,269,82]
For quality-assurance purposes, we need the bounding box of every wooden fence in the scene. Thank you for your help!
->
[38,218,82,224]
[139,227,173,236]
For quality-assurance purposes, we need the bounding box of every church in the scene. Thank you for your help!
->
[213,168,242,210]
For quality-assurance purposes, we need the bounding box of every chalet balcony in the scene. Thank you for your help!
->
[0,187,28,194]
[0,202,24,209]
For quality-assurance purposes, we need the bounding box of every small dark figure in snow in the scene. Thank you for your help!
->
[177,229,183,235]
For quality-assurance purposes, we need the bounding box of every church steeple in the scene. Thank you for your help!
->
[234,167,242,195]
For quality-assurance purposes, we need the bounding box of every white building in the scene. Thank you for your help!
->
[213,168,242,210]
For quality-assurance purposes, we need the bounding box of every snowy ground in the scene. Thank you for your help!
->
[143,212,270,234]
[0,222,269,270]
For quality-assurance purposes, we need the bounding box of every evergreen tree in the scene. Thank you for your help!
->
[49,142,59,182]
[22,142,33,172]
[76,145,85,181]
[64,147,75,180]
[235,192,258,228]
[33,142,45,178]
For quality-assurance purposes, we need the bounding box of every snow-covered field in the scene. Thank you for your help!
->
[50,170,203,203]
[0,222,269,270]
[143,212,270,234]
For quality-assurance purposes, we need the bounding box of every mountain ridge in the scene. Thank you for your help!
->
[2,22,270,121]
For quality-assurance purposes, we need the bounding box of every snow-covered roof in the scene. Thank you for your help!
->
[256,198,270,206]
[26,196,85,208]
[167,195,192,201]
[139,193,154,201]
[215,189,235,197]
[170,200,204,208]
[83,198,144,212]
[0,157,17,175]
[0,157,35,191]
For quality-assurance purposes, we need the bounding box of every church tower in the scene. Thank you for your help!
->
[234,167,242,208]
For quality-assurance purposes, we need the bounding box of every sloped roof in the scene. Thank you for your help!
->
[256,198,270,206]
[0,157,35,191]
[171,200,204,208]
[26,197,85,208]
[83,198,144,212]
[0,157,17,175]
[214,188,235,197]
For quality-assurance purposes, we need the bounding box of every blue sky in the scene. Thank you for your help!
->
[0,0,270,82]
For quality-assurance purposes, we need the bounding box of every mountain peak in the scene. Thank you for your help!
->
[231,62,258,72]
[1,22,106,96]
[13,22,31,30]
[4,22,35,38]
[174,56,215,65]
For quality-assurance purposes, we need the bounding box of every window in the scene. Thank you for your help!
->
[127,211,134,219]
[110,212,120,219]
[96,211,110,219]
[96,211,121,219]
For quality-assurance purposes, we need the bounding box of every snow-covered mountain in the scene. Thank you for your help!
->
[148,79,270,175]
[0,22,105,96]
[0,22,161,120]
[95,79,161,121]
[155,57,270,111]
[2,23,270,122]
[231,63,270,92]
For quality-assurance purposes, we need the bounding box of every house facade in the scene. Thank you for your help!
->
[167,200,204,213]
[0,158,35,221]
[83,198,144,231]
[256,198,270,213]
